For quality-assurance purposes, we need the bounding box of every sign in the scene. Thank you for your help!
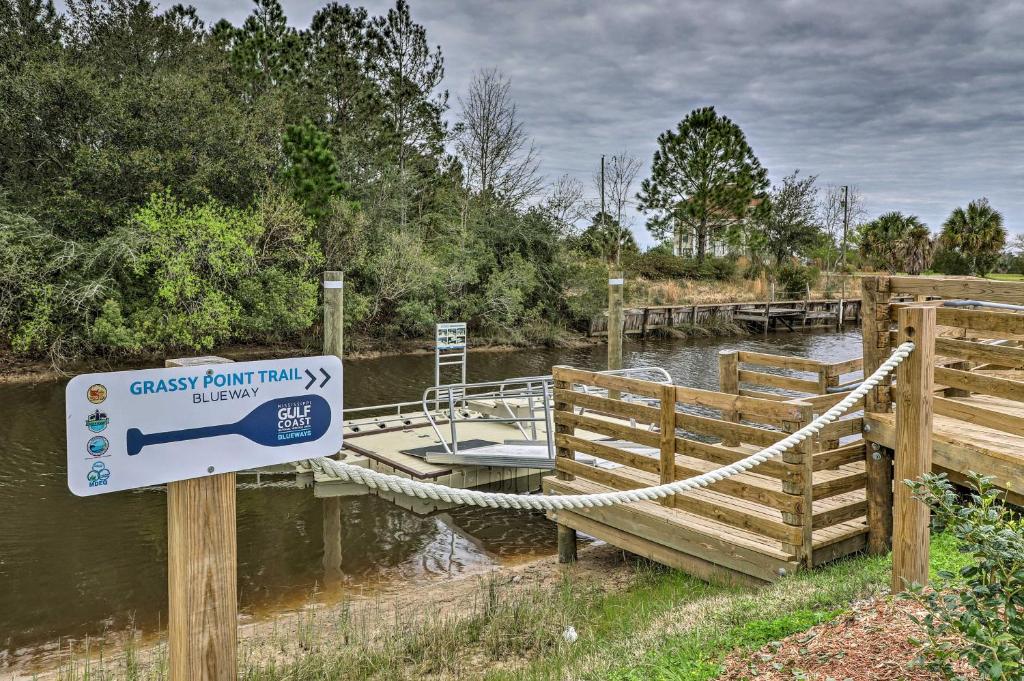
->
[435,322,467,350]
[66,356,343,496]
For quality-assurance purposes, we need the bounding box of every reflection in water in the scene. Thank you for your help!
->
[0,329,862,666]
[321,497,344,587]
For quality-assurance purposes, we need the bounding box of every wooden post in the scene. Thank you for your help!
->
[862,276,895,555]
[608,269,624,372]
[608,269,624,400]
[818,365,840,450]
[658,383,676,507]
[322,497,344,586]
[781,403,815,569]
[640,307,649,338]
[167,356,237,681]
[718,350,740,447]
[552,367,577,563]
[323,271,344,359]
[892,306,935,592]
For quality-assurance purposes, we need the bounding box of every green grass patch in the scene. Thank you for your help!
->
[985,273,1024,281]
[51,535,962,680]
[603,609,839,681]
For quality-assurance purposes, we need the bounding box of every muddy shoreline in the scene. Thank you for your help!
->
[0,335,605,385]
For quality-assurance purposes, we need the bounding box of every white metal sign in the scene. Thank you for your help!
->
[435,322,467,350]
[66,356,343,496]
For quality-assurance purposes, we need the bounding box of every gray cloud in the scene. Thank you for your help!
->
[195,0,1024,243]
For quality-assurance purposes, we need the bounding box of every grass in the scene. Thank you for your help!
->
[985,273,1024,281]
[44,535,969,681]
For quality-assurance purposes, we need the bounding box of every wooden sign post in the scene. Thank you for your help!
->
[67,349,345,680]
[892,306,935,592]
[166,355,237,681]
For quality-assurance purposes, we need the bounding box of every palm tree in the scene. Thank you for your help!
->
[900,222,934,275]
[859,212,931,274]
[939,198,1006,275]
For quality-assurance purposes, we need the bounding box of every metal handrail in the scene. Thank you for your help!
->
[420,366,675,458]
[422,377,556,456]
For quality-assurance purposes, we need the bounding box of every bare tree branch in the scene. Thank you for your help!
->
[455,68,542,207]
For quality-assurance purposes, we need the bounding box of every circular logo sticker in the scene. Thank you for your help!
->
[87,436,109,456]
[87,461,110,485]
[87,384,107,404]
[86,410,109,433]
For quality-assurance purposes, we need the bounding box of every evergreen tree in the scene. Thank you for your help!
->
[281,120,345,224]
[579,211,638,264]
[637,106,768,261]
[939,198,1006,276]
[754,171,822,266]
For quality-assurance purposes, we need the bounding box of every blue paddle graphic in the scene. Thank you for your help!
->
[126,395,332,455]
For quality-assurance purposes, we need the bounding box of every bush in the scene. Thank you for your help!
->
[776,264,816,298]
[905,472,1024,680]
[100,192,323,352]
[0,196,99,359]
[626,251,737,281]
[931,248,972,276]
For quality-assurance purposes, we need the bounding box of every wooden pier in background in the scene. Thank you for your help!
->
[589,298,862,337]
[550,275,1024,590]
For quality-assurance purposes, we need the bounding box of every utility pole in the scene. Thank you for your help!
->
[839,185,850,272]
[839,185,850,307]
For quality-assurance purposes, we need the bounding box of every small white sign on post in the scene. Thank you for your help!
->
[66,356,343,496]
[435,322,467,350]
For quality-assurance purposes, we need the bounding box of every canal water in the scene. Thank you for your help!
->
[0,330,862,667]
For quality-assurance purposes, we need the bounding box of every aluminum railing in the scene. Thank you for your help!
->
[421,366,675,458]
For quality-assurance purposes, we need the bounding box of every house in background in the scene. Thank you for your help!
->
[671,198,763,258]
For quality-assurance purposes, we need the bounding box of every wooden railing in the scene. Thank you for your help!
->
[588,299,863,336]
[551,365,870,574]
[861,275,1024,555]
[718,350,864,448]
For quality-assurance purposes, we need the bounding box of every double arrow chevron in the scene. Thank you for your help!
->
[304,367,332,390]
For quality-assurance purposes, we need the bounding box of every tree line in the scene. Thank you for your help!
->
[1,0,1012,364]
[1,0,620,362]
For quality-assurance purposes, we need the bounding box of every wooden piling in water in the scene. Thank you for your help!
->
[607,269,624,400]
[323,271,344,359]
[892,306,934,592]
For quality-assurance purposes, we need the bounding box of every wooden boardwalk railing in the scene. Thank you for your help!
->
[589,299,863,336]
[545,364,871,585]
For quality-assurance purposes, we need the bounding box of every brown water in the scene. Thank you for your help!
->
[0,330,862,667]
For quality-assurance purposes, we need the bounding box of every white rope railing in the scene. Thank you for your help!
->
[304,342,914,511]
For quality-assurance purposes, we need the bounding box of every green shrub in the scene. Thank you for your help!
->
[931,248,972,276]
[0,197,98,359]
[776,264,816,298]
[905,472,1024,680]
[627,252,736,281]
[103,192,322,352]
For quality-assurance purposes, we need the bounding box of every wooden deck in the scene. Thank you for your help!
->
[544,364,871,586]
[864,396,1024,506]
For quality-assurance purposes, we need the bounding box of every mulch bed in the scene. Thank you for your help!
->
[718,597,978,680]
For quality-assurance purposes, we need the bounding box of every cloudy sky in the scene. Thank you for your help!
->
[201,0,1023,244]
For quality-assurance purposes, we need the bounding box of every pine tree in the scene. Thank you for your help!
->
[637,107,768,261]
